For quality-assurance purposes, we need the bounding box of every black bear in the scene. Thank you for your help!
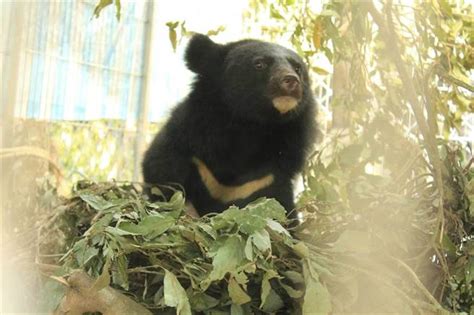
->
[142,34,316,218]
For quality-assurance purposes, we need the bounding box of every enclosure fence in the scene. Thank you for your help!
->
[2,1,149,123]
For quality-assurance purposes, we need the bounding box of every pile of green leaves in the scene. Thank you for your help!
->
[40,144,473,313]
[42,181,332,314]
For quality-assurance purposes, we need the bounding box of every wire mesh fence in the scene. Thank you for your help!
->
[4,1,149,123]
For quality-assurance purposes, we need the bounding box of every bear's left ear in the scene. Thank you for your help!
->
[185,34,224,75]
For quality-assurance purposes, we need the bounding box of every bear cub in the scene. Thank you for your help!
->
[142,34,316,218]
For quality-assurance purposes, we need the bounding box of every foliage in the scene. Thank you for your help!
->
[165,21,226,52]
[93,0,121,20]
[40,181,333,314]
[39,142,473,313]
[35,0,473,313]
[244,0,473,312]
[44,120,161,191]
[296,140,473,312]
[48,120,134,186]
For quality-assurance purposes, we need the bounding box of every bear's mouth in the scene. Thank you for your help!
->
[272,96,299,114]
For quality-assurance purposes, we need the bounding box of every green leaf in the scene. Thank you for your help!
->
[198,222,217,239]
[212,206,242,229]
[244,237,254,261]
[189,292,220,311]
[312,66,330,75]
[79,193,116,211]
[281,282,304,298]
[261,288,285,313]
[282,270,304,284]
[228,277,251,305]
[303,279,331,314]
[166,22,179,52]
[212,198,286,235]
[439,0,453,17]
[207,25,226,37]
[112,255,129,290]
[73,239,99,266]
[250,229,271,253]
[233,271,249,286]
[293,242,310,258]
[451,20,463,37]
[89,212,115,234]
[470,192,474,219]
[149,191,185,212]
[467,258,474,283]
[208,235,246,281]
[441,234,457,255]
[266,219,291,238]
[165,21,179,29]
[114,0,121,20]
[303,262,331,314]
[164,269,192,315]
[260,270,278,308]
[93,0,113,19]
[118,214,175,238]
[230,303,244,315]
[150,186,164,198]
[237,214,267,235]
[92,257,111,291]
[105,226,137,236]
[247,198,287,222]
[270,4,284,20]
[451,66,471,87]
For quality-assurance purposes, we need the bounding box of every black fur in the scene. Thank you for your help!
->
[143,35,317,217]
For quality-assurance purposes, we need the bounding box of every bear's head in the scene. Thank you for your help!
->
[185,34,314,124]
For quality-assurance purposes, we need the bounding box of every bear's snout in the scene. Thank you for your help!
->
[269,69,303,114]
[269,68,303,98]
[280,74,300,94]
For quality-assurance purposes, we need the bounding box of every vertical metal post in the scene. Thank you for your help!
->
[1,2,26,216]
[1,1,26,148]
[132,1,155,181]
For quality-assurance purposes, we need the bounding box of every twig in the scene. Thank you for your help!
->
[439,72,474,93]
[365,2,445,181]
[36,262,61,274]
[463,157,474,174]
[0,146,62,178]
[53,270,152,315]
[313,255,443,312]
[392,257,443,308]
[366,0,450,276]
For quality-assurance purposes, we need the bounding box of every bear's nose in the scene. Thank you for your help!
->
[280,75,300,93]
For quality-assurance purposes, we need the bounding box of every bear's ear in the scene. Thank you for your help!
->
[185,34,223,75]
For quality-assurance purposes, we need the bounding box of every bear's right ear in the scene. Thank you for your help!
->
[185,34,223,75]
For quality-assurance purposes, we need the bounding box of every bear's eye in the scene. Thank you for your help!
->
[254,60,267,70]
[294,65,302,74]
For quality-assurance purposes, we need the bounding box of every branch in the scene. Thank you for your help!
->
[366,3,431,140]
[393,258,443,309]
[53,270,152,315]
[365,3,447,191]
[0,146,62,178]
[366,2,451,270]
[440,73,474,93]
